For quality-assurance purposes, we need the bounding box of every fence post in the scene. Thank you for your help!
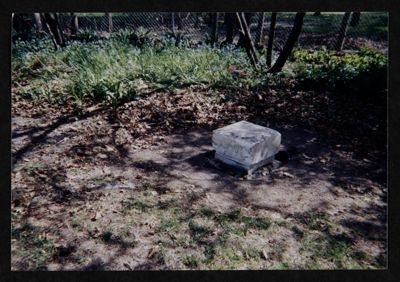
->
[211,13,219,45]
[350,12,361,26]
[33,13,43,31]
[266,12,277,68]
[106,13,113,33]
[172,13,175,34]
[255,12,265,47]
[334,12,351,51]
[70,13,79,35]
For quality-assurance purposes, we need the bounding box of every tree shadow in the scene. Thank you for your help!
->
[12,106,109,166]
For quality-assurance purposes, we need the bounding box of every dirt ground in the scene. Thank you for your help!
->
[11,88,387,270]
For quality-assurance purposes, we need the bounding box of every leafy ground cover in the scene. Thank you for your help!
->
[11,35,387,270]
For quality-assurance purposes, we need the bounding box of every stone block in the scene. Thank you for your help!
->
[212,121,281,173]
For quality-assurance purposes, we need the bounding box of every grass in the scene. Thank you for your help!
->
[12,37,263,110]
[12,223,58,269]
[183,254,200,268]
[11,184,383,270]
[156,217,182,233]
[264,12,387,39]
[122,199,153,212]
[246,247,263,259]
[188,219,214,242]
[12,28,386,113]
[100,228,113,242]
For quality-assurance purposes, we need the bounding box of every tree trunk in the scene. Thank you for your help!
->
[70,13,79,35]
[267,12,305,73]
[211,13,219,45]
[266,12,277,68]
[106,13,112,33]
[254,12,265,47]
[12,13,32,41]
[237,13,252,48]
[224,13,235,44]
[350,12,361,26]
[33,13,42,31]
[41,13,65,49]
[334,12,351,51]
[236,12,259,67]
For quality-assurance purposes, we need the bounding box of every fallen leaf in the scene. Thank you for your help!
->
[282,172,295,178]
[262,249,268,260]
[147,246,160,259]
[90,212,101,221]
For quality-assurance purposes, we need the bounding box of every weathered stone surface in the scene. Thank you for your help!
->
[212,121,281,172]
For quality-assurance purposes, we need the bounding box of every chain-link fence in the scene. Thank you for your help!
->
[27,12,388,51]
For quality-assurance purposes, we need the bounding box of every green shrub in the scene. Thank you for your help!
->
[289,46,387,88]
[111,27,152,48]
[13,37,267,110]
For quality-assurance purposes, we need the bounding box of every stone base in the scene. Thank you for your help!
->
[212,121,281,174]
[215,152,275,174]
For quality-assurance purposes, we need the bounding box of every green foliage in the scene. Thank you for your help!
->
[100,229,113,242]
[188,219,213,242]
[75,29,100,42]
[183,254,200,268]
[203,244,216,263]
[302,232,354,268]
[289,46,387,88]
[111,27,152,48]
[12,38,263,110]
[12,31,387,112]
[122,199,152,212]
[12,223,57,269]
[213,209,270,235]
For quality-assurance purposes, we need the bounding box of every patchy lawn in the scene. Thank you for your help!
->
[11,84,387,270]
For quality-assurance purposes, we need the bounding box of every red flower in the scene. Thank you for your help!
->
[228,65,237,72]
[238,70,246,77]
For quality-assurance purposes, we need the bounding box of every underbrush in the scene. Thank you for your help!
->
[12,33,387,112]
[12,36,265,110]
[288,46,387,90]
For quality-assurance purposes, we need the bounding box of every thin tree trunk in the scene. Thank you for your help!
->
[41,13,65,49]
[267,12,305,73]
[254,12,265,47]
[12,13,32,41]
[236,12,259,67]
[224,13,234,44]
[334,12,351,51]
[211,13,219,45]
[350,12,361,26]
[237,13,252,48]
[70,13,79,35]
[33,13,42,31]
[266,12,277,68]
[106,13,112,33]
